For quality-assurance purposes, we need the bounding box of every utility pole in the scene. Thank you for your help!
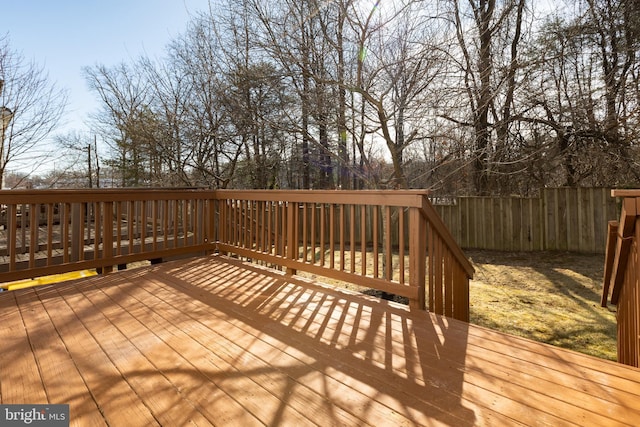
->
[87,144,93,188]
[94,135,100,188]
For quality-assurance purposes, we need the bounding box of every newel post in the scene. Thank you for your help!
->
[409,206,427,310]
[101,201,114,274]
[206,198,216,255]
[71,203,82,262]
[218,199,229,256]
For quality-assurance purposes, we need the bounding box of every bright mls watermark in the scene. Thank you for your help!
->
[0,405,69,426]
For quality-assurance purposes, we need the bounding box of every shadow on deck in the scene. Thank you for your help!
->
[1,255,640,426]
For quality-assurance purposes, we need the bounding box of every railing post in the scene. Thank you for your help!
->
[71,203,82,262]
[409,206,426,310]
[218,199,228,256]
[205,198,215,255]
[102,201,113,274]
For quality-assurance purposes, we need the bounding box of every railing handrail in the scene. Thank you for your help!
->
[213,189,431,207]
[0,188,216,204]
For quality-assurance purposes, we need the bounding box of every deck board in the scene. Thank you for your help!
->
[1,254,640,426]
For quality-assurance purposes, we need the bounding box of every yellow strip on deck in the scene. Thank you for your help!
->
[0,270,97,291]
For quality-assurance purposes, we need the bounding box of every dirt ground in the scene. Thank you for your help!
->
[466,249,617,361]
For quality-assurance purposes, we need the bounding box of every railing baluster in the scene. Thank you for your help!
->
[257,201,264,253]
[427,222,435,312]
[444,248,453,317]
[173,199,179,249]
[319,203,327,267]
[286,202,296,275]
[350,204,356,273]
[20,203,26,254]
[385,206,392,281]
[29,203,37,268]
[399,207,405,284]
[339,204,345,271]
[116,201,122,255]
[329,205,335,269]
[152,200,158,251]
[310,203,316,264]
[273,201,279,257]
[373,206,379,278]
[266,201,272,256]
[94,202,101,262]
[435,234,443,314]
[62,203,70,264]
[46,203,54,265]
[8,204,17,271]
[302,203,308,263]
[361,205,367,276]
[183,199,188,247]
[160,200,167,251]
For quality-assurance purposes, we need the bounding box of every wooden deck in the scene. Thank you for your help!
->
[1,256,640,426]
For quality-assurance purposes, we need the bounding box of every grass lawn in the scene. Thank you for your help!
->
[467,250,617,361]
[294,247,617,361]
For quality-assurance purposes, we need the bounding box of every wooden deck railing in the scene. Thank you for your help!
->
[0,189,474,320]
[0,189,217,282]
[215,190,474,319]
[602,189,640,367]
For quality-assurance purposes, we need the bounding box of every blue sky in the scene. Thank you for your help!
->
[2,0,211,171]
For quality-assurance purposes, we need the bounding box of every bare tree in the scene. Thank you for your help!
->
[84,62,153,187]
[446,0,529,194]
[81,0,640,194]
[347,1,447,188]
[514,0,640,188]
[0,34,67,188]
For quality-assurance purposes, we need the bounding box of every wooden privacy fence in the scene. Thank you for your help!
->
[0,189,474,321]
[434,187,618,253]
[603,189,640,367]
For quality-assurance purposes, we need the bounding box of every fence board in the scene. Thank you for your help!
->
[433,188,618,253]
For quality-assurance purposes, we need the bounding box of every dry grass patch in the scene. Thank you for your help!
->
[467,250,617,361]
[290,247,617,361]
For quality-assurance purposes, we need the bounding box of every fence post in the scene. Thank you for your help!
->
[409,206,426,310]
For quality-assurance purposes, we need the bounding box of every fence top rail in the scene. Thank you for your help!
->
[213,189,431,207]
